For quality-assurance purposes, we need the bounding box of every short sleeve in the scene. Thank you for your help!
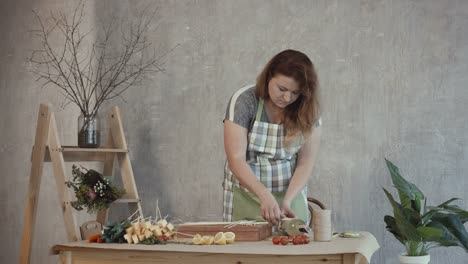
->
[224,86,257,129]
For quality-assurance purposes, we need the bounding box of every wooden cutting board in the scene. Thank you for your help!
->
[176,222,272,241]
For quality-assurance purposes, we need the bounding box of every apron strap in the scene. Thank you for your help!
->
[249,98,264,130]
[255,99,264,121]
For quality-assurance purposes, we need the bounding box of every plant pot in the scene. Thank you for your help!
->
[78,113,101,148]
[398,253,430,264]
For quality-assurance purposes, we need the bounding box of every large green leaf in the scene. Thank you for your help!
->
[426,220,463,248]
[385,159,424,211]
[437,198,461,208]
[430,214,468,252]
[416,226,443,241]
[384,215,404,243]
[423,204,468,224]
[437,203,468,224]
[421,207,443,226]
[402,207,422,226]
[383,187,422,241]
[426,203,468,224]
[411,199,422,215]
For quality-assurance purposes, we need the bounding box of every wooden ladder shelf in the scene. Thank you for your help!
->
[19,104,144,264]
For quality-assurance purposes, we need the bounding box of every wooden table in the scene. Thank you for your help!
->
[53,232,379,264]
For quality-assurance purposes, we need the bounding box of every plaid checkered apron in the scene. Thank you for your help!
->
[223,99,306,221]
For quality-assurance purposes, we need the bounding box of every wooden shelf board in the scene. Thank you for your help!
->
[114,198,140,203]
[60,146,128,153]
[66,198,140,205]
[41,146,128,162]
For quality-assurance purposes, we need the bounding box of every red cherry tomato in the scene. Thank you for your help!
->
[272,236,281,245]
[294,236,304,245]
[280,236,289,245]
[292,237,299,245]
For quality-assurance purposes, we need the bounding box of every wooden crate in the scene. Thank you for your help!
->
[176,222,272,241]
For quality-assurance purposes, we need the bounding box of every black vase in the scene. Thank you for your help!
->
[78,114,101,148]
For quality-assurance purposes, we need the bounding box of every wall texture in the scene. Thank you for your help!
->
[1,0,467,263]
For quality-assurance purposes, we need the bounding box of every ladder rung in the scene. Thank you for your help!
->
[114,198,141,204]
[60,146,129,153]
[64,198,140,205]
[43,146,129,161]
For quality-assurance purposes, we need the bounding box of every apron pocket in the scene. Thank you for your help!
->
[231,185,308,223]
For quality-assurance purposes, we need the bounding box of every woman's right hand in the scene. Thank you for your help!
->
[259,191,282,225]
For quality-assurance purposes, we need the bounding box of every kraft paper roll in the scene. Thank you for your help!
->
[313,209,332,242]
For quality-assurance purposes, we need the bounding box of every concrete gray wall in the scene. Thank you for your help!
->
[1,0,467,263]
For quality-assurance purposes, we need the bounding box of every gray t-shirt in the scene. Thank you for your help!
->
[224,85,321,129]
[224,85,267,128]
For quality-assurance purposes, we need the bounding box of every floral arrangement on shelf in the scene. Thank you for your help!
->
[65,165,126,213]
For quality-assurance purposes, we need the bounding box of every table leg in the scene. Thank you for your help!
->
[343,253,357,264]
[60,251,72,264]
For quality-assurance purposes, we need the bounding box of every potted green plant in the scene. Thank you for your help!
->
[383,159,468,264]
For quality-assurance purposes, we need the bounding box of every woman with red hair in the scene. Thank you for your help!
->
[223,50,321,225]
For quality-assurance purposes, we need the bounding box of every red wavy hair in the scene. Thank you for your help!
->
[256,49,320,137]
